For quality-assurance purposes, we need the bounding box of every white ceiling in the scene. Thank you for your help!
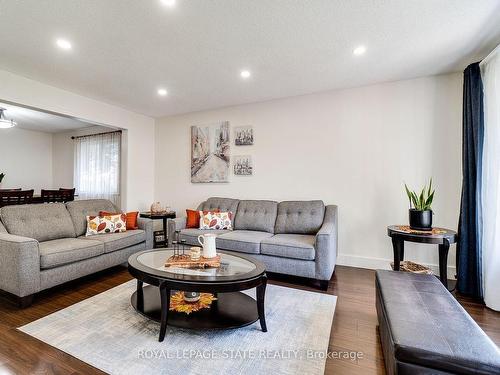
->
[0,0,499,118]
[0,102,94,133]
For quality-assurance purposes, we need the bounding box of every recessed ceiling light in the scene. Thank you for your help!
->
[56,38,72,50]
[353,45,366,56]
[157,88,168,96]
[240,70,251,79]
[160,0,176,7]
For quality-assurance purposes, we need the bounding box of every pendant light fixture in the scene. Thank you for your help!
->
[0,108,17,129]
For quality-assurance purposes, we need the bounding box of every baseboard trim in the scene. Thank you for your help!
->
[337,254,456,277]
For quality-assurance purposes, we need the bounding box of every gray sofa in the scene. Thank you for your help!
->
[168,197,337,289]
[0,199,153,307]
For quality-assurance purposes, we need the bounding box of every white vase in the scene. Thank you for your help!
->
[197,233,217,258]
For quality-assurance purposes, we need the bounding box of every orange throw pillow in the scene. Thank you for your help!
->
[186,209,200,228]
[99,211,138,230]
[186,209,220,229]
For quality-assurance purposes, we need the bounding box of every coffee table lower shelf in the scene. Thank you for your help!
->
[131,285,259,331]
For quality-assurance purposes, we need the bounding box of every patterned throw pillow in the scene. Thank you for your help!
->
[99,211,139,230]
[199,211,233,230]
[86,214,127,236]
[186,209,220,229]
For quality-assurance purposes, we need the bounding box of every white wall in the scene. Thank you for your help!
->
[0,69,155,211]
[155,73,463,272]
[0,127,53,191]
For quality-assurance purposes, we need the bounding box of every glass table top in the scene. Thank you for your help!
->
[136,249,257,279]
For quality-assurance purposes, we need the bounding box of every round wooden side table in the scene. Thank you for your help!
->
[387,225,458,290]
[140,211,176,248]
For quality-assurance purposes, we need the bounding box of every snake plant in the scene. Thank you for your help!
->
[404,178,434,211]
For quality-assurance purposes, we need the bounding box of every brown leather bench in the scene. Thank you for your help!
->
[376,270,500,374]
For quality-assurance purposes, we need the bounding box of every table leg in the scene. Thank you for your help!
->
[256,275,268,332]
[162,217,168,248]
[438,239,450,289]
[391,238,404,271]
[212,292,218,308]
[159,284,170,342]
[137,280,144,312]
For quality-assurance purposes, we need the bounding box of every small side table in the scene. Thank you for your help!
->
[387,225,458,289]
[140,211,176,248]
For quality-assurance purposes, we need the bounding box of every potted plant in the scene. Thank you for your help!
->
[0,172,4,188]
[404,179,435,230]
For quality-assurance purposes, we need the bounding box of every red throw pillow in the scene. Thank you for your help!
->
[186,209,220,229]
[99,211,138,230]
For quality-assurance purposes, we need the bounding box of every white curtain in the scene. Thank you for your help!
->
[74,132,121,207]
[480,46,500,311]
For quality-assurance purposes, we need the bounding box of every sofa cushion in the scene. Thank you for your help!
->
[234,200,278,233]
[179,228,230,246]
[217,230,274,254]
[199,197,240,214]
[80,229,145,253]
[66,199,119,236]
[39,238,104,269]
[261,234,315,260]
[275,201,325,234]
[0,220,7,233]
[0,203,76,242]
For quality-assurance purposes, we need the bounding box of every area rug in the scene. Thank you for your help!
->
[19,281,336,375]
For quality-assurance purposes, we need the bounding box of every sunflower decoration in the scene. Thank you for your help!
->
[169,292,217,314]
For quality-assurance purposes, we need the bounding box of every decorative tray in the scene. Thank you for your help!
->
[390,260,433,275]
[165,254,221,269]
[394,225,446,235]
[144,210,175,216]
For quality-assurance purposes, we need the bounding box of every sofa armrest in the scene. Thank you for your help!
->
[167,217,187,246]
[0,233,41,297]
[137,217,154,249]
[315,205,338,280]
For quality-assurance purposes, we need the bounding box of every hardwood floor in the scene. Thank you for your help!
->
[0,265,498,374]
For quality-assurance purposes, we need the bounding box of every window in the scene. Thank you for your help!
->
[73,131,121,207]
[480,46,500,310]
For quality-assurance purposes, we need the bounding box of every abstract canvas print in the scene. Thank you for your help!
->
[235,126,254,145]
[191,121,230,183]
[234,155,253,176]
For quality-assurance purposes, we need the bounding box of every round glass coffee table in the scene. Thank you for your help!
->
[128,249,267,342]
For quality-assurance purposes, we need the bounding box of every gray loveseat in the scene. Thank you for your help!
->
[168,197,337,289]
[0,199,153,307]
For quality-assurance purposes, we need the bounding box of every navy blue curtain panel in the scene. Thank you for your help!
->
[457,62,484,298]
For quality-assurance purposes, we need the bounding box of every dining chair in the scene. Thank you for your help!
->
[59,188,76,202]
[0,190,34,207]
[41,188,75,203]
